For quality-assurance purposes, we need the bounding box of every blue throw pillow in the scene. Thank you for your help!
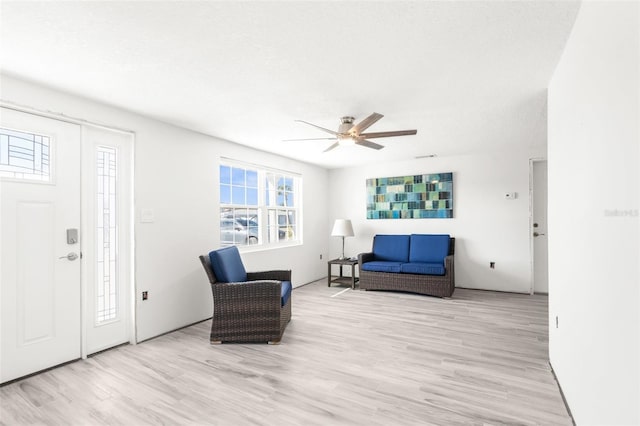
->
[209,246,247,283]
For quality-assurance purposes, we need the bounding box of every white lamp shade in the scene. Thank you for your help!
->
[331,219,354,237]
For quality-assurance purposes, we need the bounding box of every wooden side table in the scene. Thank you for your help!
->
[327,258,359,289]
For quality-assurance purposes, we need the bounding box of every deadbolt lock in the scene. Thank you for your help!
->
[67,228,78,244]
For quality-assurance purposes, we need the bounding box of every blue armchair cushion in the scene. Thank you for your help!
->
[409,234,450,264]
[372,234,411,262]
[209,246,247,283]
[400,262,446,276]
[361,261,404,273]
[281,281,292,307]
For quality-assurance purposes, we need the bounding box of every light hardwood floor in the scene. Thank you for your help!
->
[0,280,572,425]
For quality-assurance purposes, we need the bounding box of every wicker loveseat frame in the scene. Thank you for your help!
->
[358,237,455,298]
[199,253,292,344]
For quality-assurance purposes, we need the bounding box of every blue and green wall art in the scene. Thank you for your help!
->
[366,173,453,219]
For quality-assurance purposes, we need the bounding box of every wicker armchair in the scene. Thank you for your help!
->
[199,246,292,344]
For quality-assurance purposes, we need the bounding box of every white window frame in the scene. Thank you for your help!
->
[219,158,302,251]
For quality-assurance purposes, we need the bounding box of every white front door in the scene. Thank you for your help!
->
[532,160,549,294]
[1,108,82,383]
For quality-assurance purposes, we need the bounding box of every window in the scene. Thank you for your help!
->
[0,128,51,181]
[220,160,301,248]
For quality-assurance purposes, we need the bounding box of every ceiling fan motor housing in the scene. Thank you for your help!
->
[339,116,355,134]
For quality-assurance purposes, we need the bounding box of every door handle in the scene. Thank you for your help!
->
[533,232,546,237]
[59,252,79,261]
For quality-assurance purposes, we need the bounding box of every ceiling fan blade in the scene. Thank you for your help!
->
[358,129,417,139]
[323,141,341,152]
[349,112,384,134]
[295,120,339,136]
[282,137,338,142]
[356,139,384,150]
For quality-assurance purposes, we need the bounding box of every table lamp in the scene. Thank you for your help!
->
[331,219,354,260]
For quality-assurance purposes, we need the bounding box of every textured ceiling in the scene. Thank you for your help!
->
[0,1,580,168]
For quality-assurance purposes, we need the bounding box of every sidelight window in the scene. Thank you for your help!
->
[96,146,118,323]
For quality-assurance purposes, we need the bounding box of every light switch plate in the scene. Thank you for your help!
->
[141,208,155,223]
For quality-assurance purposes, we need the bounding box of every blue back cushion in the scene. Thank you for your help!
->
[372,235,411,262]
[409,234,450,264]
[209,246,247,283]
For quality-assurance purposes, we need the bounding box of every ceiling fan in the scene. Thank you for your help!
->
[284,112,417,152]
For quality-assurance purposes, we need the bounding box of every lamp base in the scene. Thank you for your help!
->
[339,237,347,260]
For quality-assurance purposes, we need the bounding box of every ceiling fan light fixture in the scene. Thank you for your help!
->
[338,135,356,146]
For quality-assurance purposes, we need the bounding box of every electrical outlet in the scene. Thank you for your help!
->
[142,291,148,300]
[320,254,323,260]
[556,316,559,328]
[490,261,495,269]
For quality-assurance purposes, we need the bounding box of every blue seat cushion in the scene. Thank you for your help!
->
[280,280,292,307]
[372,235,411,262]
[209,246,247,283]
[400,262,445,276]
[361,261,404,273]
[409,234,450,263]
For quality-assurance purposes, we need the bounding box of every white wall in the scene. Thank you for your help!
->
[548,2,639,425]
[1,75,329,342]
[328,143,544,293]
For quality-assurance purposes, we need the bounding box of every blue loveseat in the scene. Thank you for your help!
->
[358,234,455,297]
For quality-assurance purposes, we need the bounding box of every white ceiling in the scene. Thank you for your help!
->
[0,1,580,169]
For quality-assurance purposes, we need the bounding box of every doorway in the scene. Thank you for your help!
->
[530,159,549,294]
[0,107,134,383]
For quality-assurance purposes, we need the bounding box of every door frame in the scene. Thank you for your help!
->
[528,157,548,295]
[1,102,136,359]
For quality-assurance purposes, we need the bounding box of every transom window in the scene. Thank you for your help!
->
[0,128,51,181]
[220,159,301,248]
